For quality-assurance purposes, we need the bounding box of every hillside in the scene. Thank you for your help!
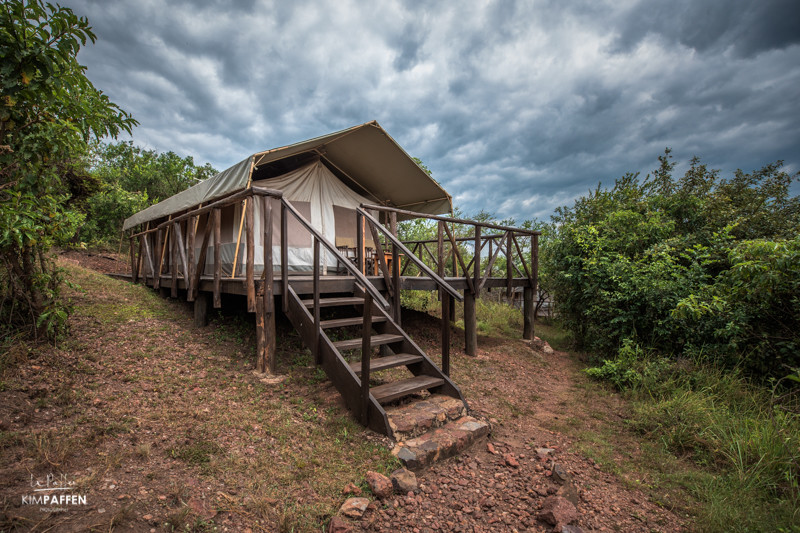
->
[0,255,688,532]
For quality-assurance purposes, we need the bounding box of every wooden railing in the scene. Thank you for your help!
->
[360,204,540,355]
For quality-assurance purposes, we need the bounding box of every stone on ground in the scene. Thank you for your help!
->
[539,495,578,527]
[339,497,369,518]
[390,467,418,494]
[365,471,393,499]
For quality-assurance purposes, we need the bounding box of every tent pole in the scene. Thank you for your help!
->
[231,198,247,278]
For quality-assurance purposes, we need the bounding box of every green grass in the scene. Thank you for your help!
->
[584,351,800,532]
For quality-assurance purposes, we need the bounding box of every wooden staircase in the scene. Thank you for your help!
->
[284,280,466,438]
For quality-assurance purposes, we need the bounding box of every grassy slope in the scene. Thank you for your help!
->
[1,262,398,532]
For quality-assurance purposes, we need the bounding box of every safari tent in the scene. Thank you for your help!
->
[123,121,452,274]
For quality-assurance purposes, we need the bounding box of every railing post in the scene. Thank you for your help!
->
[245,196,255,313]
[357,210,365,275]
[507,231,513,299]
[442,285,450,376]
[213,207,221,308]
[390,211,400,324]
[313,238,321,365]
[437,220,444,303]
[361,290,373,426]
[187,215,196,301]
[281,201,288,313]
[171,225,178,297]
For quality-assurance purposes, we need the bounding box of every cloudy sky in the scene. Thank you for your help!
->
[67,0,800,222]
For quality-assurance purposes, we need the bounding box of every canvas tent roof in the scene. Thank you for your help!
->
[123,121,451,231]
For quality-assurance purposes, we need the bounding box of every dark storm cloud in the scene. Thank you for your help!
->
[612,0,800,57]
[64,0,800,223]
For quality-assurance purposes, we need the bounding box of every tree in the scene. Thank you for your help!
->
[0,0,136,338]
[79,141,217,244]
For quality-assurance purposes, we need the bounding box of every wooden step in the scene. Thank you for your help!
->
[302,296,363,308]
[371,375,445,404]
[349,353,424,374]
[333,334,404,351]
[320,316,388,329]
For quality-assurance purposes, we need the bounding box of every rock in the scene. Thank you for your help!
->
[503,453,520,468]
[539,495,578,527]
[391,468,418,494]
[328,516,352,533]
[142,514,153,521]
[339,497,369,518]
[342,483,362,496]
[556,482,580,506]
[487,442,498,455]
[365,471,393,499]
[560,525,585,533]
[531,337,554,354]
[535,447,555,459]
[552,463,570,483]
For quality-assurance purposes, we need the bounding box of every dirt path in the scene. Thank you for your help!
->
[353,313,688,532]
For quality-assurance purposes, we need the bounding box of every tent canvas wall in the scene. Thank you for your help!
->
[123,121,452,275]
[192,160,375,275]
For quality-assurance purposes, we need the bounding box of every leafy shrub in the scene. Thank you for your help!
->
[546,150,800,380]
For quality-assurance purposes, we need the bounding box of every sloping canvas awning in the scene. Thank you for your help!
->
[123,121,451,230]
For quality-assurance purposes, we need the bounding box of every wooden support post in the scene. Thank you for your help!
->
[245,197,255,313]
[473,226,481,289]
[281,201,288,313]
[464,289,477,356]
[442,289,451,376]
[187,215,196,301]
[523,286,534,340]
[262,197,274,314]
[361,291,373,426]
[213,208,221,308]
[194,291,209,327]
[313,239,321,365]
[437,220,444,302]
[260,196,276,374]
[448,293,455,323]
[356,211,365,275]
[507,232,513,298]
[255,289,267,372]
[171,226,178,298]
[390,211,400,324]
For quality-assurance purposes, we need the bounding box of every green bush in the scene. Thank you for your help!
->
[546,151,800,380]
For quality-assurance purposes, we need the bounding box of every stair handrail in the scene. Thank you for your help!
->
[280,198,391,311]
[357,207,463,302]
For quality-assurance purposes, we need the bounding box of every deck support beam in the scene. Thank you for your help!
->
[464,289,477,356]
[194,291,209,327]
[523,286,534,340]
[256,284,276,374]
